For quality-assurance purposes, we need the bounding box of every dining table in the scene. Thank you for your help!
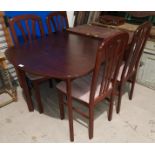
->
[5,26,132,141]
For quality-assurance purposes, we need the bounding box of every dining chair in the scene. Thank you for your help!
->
[46,11,69,33]
[56,32,129,140]
[116,21,152,114]
[8,14,51,113]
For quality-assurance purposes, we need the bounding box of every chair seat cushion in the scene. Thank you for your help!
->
[26,72,44,80]
[56,73,112,103]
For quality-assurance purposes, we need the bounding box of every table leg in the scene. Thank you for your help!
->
[16,68,34,112]
[66,79,74,142]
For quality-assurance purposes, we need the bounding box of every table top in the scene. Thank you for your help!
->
[5,32,101,79]
[67,24,133,44]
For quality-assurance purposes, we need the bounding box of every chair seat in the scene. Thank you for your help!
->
[56,73,112,103]
[26,72,44,80]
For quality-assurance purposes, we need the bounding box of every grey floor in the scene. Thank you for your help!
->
[0,81,155,142]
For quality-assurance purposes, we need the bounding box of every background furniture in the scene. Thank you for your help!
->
[0,12,17,81]
[0,53,17,107]
[0,12,17,107]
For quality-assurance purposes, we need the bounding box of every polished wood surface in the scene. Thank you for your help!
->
[6,32,101,79]
[67,24,133,45]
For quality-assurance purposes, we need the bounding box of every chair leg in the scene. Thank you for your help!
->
[129,73,136,100]
[66,79,74,142]
[15,68,23,88]
[108,94,114,121]
[49,79,53,88]
[89,105,94,139]
[17,68,34,112]
[58,91,65,120]
[116,84,123,114]
[33,82,43,113]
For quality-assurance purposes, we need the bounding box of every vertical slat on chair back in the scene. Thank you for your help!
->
[9,14,45,45]
[46,11,69,34]
[89,32,129,103]
[121,22,152,81]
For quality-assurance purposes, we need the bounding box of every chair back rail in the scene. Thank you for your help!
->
[46,11,69,33]
[9,14,45,45]
[121,21,152,82]
[89,32,129,104]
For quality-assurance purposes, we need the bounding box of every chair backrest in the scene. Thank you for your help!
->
[46,11,69,34]
[9,14,45,45]
[89,32,129,103]
[121,21,152,81]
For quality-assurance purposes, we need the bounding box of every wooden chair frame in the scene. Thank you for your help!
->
[8,14,52,113]
[57,32,129,141]
[46,11,69,34]
[116,21,152,114]
[9,14,45,45]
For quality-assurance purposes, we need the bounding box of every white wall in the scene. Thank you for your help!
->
[67,11,75,27]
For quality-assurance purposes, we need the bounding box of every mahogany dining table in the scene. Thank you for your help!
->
[5,28,131,141]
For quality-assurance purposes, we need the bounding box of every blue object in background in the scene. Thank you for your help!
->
[5,11,52,35]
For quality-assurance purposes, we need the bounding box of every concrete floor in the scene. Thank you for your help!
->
[0,82,155,142]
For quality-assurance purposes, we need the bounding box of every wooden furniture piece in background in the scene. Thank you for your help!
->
[0,12,18,82]
[46,11,69,33]
[0,53,17,107]
[5,32,102,141]
[8,14,51,113]
[74,11,90,26]
[56,32,129,140]
[0,12,13,47]
[98,15,125,26]
[92,11,155,38]
[116,22,152,114]
[127,11,155,18]
[0,12,17,107]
